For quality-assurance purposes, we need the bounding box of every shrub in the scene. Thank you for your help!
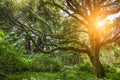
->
[19,54,35,71]
[0,42,24,76]
[103,64,116,73]
[106,72,120,80]
[7,72,61,80]
[31,54,62,72]
[60,69,79,80]
[0,72,7,80]
[77,63,93,73]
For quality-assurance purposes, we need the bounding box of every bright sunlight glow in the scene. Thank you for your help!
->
[96,11,120,28]
[96,20,105,27]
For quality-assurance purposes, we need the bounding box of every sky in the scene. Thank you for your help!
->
[97,11,120,27]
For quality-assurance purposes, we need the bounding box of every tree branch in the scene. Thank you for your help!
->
[43,46,88,54]
[60,39,90,50]
[100,31,120,47]
[45,1,88,27]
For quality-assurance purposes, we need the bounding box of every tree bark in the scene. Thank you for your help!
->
[88,50,105,78]
[24,35,31,51]
[33,37,43,53]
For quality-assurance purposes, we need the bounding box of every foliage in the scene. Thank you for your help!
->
[104,64,120,80]
[77,63,93,73]
[0,29,5,42]
[19,54,34,71]
[0,42,63,79]
[106,72,120,80]
[4,60,120,80]
[59,68,79,80]
[104,64,116,73]
[0,72,7,80]
[31,54,62,72]
[0,42,25,79]
[8,72,60,80]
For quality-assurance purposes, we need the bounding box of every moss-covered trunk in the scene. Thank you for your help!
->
[24,35,31,51]
[88,49,105,78]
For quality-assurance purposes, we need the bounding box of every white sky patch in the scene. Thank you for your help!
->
[97,11,120,28]
[60,10,74,17]
[106,11,120,20]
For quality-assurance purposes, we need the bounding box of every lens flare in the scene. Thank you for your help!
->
[96,21,105,28]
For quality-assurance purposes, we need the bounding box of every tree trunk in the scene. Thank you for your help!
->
[24,35,31,51]
[88,50,105,78]
[33,37,43,53]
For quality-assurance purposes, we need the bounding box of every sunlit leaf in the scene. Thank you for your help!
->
[0,29,5,42]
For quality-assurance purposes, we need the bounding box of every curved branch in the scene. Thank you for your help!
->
[60,39,90,50]
[65,29,88,35]
[50,1,88,27]
[13,20,88,54]
[31,28,88,39]
[100,31,120,47]
[43,46,88,54]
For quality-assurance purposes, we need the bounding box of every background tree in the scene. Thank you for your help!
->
[0,0,63,52]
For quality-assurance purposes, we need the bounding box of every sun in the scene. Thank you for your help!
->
[94,17,105,29]
[96,21,104,27]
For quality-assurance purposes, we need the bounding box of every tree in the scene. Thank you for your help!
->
[0,0,63,52]
[49,0,120,78]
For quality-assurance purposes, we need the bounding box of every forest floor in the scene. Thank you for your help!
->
[7,68,120,80]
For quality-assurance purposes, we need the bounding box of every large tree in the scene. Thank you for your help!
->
[49,0,120,78]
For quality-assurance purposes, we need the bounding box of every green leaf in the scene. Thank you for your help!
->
[0,29,5,42]
[0,19,5,25]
